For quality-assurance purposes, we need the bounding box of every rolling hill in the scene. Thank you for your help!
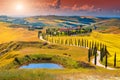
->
[0,15,109,28]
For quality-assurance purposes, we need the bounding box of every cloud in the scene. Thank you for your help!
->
[71,4,96,12]
[114,9,120,13]
[49,0,61,9]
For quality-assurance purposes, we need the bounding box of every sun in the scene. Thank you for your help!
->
[16,4,24,11]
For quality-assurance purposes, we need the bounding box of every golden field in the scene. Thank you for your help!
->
[0,22,120,80]
[48,31,120,67]
[0,22,39,43]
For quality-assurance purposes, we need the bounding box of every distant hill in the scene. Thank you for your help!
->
[0,15,120,34]
[95,19,120,33]
[96,19,120,29]
[0,15,108,28]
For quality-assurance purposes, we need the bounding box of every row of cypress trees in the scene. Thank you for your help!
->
[88,45,117,68]
[47,37,102,49]
[44,35,118,68]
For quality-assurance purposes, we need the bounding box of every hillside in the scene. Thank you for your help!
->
[0,22,39,43]
[0,17,120,80]
[0,16,108,28]
[96,19,120,33]
[47,31,120,67]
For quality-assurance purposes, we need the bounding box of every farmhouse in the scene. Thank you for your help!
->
[58,26,82,32]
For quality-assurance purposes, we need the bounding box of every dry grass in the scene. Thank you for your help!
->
[0,44,88,68]
[0,22,39,43]
[47,31,120,67]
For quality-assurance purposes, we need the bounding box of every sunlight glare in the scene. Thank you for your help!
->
[16,4,24,11]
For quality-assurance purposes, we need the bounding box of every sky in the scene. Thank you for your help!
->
[0,0,120,17]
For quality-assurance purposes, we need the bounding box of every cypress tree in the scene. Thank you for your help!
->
[90,48,92,57]
[82,39,84,47]
[89,41,91,48]
[69,39,72,45]
[100,48,104,62]
[100,43,102,50]
[92,41,94,49]
[78,39,80,47]
[114,53,116,67]
[93,45,97,55]
[94,45,97,65]
[88,48,91,62]
[105,45,109,56]
[102,45,105,57]
[65,39,68,45]
[87,40,89,48]
[75,39,77,46]
[71,39,73,45]
[97,42,99,50]
[105,54,108,68]
[94,50,97,65]
[69,39,71,45]
[85,40,86,48]
[61,39,63,44]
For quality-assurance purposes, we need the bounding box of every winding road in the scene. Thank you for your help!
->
[40,36,115,70]
[92,51,115,70]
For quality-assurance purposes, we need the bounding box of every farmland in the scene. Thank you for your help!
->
[0,22,39,43]
[47,31,120,67]
[0,17,120,80]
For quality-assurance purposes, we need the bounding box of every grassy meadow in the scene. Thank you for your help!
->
[0,22,39,43]
[0,41,90,69]
[0,21,120,80]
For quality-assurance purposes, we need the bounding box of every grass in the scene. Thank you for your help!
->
[47,31,120,67]
[0,41,90,69]
[0,69,55,80]
[0,22,39,44]
[0,21,120,80]
[0,68,120,80]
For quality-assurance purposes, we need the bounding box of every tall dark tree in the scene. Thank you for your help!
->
[89,41,91,48]
[78,39,80,47]
[93,45,97,55]
[85,40,86,48]
[71,39,73,45]
[92,41,94,49]
[82,39,84,47]
[97,43,99,50]
[105,54,108,68]
[65,39,68,45]
[114,53,117,68]
[88,48,91,62]
[75,39,77,46]
[94,50,97,65]
[69,39,71,45]
[100,43,102,50]
[94,45,97,65]
[87,40,89,47]
[61,39,63,44]
[100,48,104,62]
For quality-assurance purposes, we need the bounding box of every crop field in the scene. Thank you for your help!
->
[0,21,120,80]
[47,31,120,67]
[0,22,39,44]
[0,40,120,80]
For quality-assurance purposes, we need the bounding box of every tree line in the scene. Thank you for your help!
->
[44,36,118,68]
[46,27,92,36]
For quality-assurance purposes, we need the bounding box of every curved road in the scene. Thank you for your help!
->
[40,36,115,70]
